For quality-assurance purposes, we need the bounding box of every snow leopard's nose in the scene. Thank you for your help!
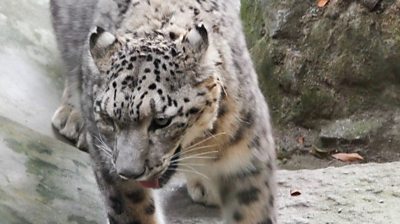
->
[115,152,147,180]
[117,167,146,180]
[114,127,149,180]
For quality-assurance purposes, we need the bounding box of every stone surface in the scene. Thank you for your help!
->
[242,0,400,161]
[0,0,64,137]
[277,162,400,224]
[0,116,105,224]
[320,117,385,146]
[242,0,400,125]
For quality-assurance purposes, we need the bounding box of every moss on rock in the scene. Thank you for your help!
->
[241,0,400,156]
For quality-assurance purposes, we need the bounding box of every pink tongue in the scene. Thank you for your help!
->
[138,179,160,189]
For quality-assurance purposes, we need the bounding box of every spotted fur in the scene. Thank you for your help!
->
[51,0,276,223]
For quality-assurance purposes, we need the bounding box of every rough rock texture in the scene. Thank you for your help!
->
[319,116,385,146]
[241,0,400,162]
[0,116,105,224]
[277,162,400,224]
[0,0,63,137]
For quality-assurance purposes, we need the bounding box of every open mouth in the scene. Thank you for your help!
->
[137,145,181,189]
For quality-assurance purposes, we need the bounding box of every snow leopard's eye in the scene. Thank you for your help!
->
[97,114,117,134]
[149,117,173,131]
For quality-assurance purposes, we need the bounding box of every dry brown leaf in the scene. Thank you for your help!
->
[297,136,305,145]
[332,153,364,162]
[290,189,301,196]
[317,0,330,7]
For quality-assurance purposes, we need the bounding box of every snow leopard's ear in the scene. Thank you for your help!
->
[182,23,209,57]
[89,26,117,61]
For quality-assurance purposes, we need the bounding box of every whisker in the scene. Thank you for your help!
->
[95,135,106,146]
[219,82,228,98]
[94,134,115,163]
[99,142,112,153]
[170,151,219,163]
[185,132,226,150]
[96,144,112,157]
[95,136,112,151]
[167,167,210,180]
[175,162,209,167]
[170,147,218,160]
[179,145,218,156]
[178,151,219,160]
[181,150,219,158]
[170,155,217,163]
[178,165,211,180]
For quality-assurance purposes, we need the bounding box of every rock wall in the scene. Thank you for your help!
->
[241,0,400,162]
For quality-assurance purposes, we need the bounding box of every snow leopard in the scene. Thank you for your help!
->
[50,0,277,223]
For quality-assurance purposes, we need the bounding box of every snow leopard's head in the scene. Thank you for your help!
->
[87,25,222,187]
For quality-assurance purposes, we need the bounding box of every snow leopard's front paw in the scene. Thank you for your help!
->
[186,179,220,207]
[52,104,87,150]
